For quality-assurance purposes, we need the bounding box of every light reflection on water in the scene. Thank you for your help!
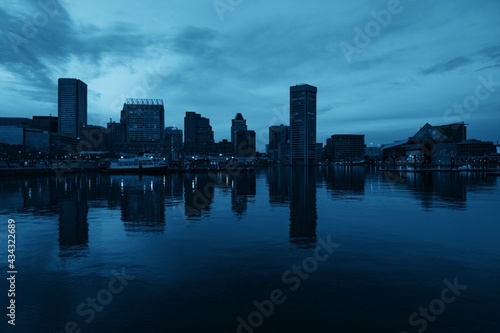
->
[0,167,498,332]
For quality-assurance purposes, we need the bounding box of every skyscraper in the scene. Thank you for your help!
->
[235,129,256,157]
[269,124,289,163]
[121,99,164,143]
[290,84,317,165]
[184,112,214,155]
[58,78,87,139]
[164,126,183,160]
[269,125,289,151]
[231,113,247,149]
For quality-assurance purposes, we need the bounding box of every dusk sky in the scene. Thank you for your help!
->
[1,0,499,150]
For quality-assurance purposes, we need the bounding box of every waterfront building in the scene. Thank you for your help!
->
[121,99,164,143]
[330,134,365,162]
[457,140,496,159]
[231,113,248,151]
[106,120,125,151]
[235,130,256,157]
[184,112,214,155]
[164,126,183,161]
[269,124,289,162]
[58,78,87,139]
[290,84,317,165]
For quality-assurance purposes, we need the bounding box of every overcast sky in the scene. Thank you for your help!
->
[1,0,499,150]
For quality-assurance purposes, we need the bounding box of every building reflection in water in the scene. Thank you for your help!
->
[183,173,214,219]
[289,167,317,248]
[58,176,89,256]
[382,171,497,210]
[229,172,256,217]
[23,177,59,216]
[164,174,184,208]
[322,166,365,200]
[108,175,166,234]
[267,167,291,207]
[409,173,466,210]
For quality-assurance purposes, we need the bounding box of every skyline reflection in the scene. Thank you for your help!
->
[289,167,318,248]
[0,168,495,254]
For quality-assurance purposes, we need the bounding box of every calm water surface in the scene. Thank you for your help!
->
[0,167,499,332]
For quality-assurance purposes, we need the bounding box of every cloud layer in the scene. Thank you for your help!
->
[1,0,499,149]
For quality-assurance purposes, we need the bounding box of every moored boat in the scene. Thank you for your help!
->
[107,152,168,174]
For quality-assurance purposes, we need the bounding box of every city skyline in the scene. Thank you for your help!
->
[1,0,499,151]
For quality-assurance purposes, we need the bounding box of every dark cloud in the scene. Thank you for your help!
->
[170,26,219,57]
[0,1,155,106]
[419,56,473,76]
[1,0,499,148]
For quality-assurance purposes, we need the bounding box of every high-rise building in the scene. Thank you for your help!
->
[230,113,256,156]
[290,84,317,165]
[164,126,183,160]
[231,113,247,150]
[107,119,125,151]
[269,125,289,151]
[235,130,256,157]
[184,112,214,155]
[58,78,87,139]
[269,124,289,162]
[121,99,164,143]
[32,116,58,133]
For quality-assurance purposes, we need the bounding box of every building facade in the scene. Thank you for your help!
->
[164,126,183,161]
[457,140,496,159]
[269,125,289,151]
[290,84,317,165]
[121,99,164,143]
[58,78,87,139]
[184,112,214,155]
[106,120,125,151]
[331,134,365,162]
[269,124,289,162]
[235,130,256,157]
[32,116,58,133]
[231,113,248,152]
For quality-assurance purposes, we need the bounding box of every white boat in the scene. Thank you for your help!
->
[107,152,168,174]
[458,164,472,171]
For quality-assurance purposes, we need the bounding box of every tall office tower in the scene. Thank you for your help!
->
[164,126,183,160]
[268,124,289,162]
[231,113,247,149]
[58,78,87,139]
[184,112,214,154]
[290,84,317,165]
[120,99,164,143]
